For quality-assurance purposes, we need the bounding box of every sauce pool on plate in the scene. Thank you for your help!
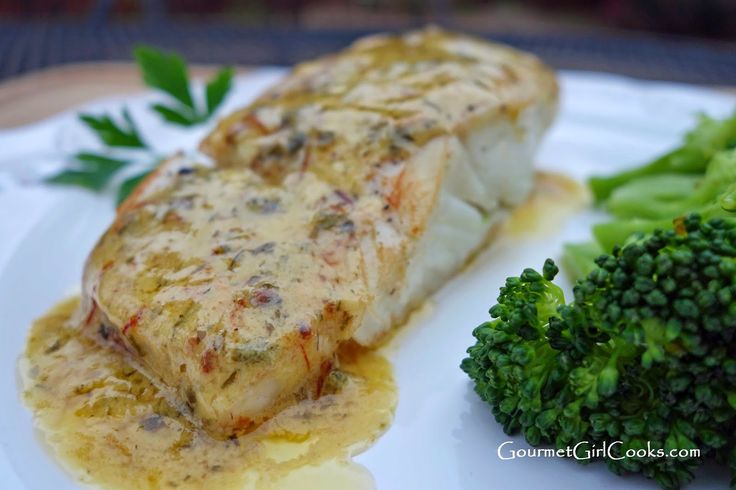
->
[20,298,396,490]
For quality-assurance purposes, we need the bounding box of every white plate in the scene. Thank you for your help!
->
[0,68,734,490]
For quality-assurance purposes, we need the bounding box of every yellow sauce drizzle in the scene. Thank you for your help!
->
[20,298,396,490]
[505,171,590,237]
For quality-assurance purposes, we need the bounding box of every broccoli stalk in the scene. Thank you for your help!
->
[562,241,604,280]
[565,117,736,280]
[608,148,736,220]
[592,204,735,253]
[589,149,736,252]
[589,112,736,203]
[462,215,736,489]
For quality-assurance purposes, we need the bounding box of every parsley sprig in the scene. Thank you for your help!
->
[46,45,234,204]
[78,109,148,148]
[46,153,129,191]
[135,46,234,127]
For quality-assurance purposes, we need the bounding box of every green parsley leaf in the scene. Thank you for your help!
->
[205,67,234,116]
[134,46,194,110]
[47,170,110,191]
[79,109,147,148]
[45,46,233,201]
[117,171,152,205]
[46,152,130,192]
[74,152,129,173]
[134,45,234,127]
[151,103,200,126]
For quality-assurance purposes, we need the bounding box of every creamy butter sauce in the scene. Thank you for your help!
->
[20,298,396,490]
[505,171,589,237]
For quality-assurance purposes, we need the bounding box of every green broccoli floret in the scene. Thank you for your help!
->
[462,215,736,489]
[461,259,567,441]
[589,112,736,203]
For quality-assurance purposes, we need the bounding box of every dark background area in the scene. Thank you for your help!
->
[0,0,735,84]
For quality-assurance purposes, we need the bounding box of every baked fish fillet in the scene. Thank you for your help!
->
[201,27,557,345]
[81,27,557,438]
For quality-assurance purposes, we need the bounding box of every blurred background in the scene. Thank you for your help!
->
[0,0,735,83]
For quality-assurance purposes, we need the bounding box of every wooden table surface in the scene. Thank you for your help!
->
[0,62,732,129]
[0,63,246,129]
